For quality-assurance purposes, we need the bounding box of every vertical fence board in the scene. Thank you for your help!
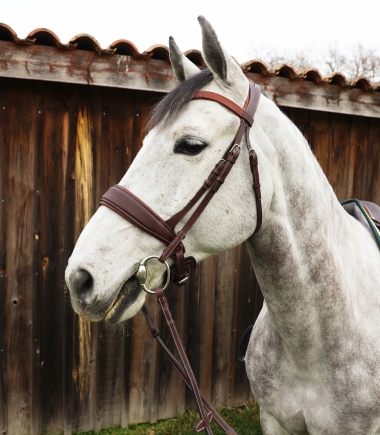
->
[367,119,380,204]
[185,257,216,409]
[211,248,237,408]
[351,117,370,200]
[38,89,71,434]
[5,86,40,435]
[310,111,332,177]
[227,246,242,407]
[196,258,216,400]
[328,113,354,201]
[233,243,261,406]
[87,93,103,434]
[71,101,96,432]
[128,299,160,424]
[0,82,8,433]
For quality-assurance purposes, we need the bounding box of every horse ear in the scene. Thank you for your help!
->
[169,36,200,83]
[198,16,246,89]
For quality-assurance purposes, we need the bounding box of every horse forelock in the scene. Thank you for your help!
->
[147,68,214,131]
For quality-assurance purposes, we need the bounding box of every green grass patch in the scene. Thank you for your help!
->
[73,400,262,435]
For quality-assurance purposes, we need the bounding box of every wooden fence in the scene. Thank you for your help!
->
[0,37,380,435]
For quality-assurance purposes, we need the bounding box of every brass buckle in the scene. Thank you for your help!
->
[136,255,171,294]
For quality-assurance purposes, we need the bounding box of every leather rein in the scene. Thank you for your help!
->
[99,80,261,434]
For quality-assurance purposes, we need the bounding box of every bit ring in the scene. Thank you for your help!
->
[136,255,171,294]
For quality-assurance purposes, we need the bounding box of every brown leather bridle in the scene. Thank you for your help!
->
[99,80,261,434]
[100,80,262,285]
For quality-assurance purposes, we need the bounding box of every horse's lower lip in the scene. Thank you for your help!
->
[104,276,141,324]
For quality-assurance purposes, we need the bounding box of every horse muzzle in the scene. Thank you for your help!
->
[66,266,143,323]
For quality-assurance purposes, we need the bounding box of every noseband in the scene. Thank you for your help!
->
[100,80,262,285]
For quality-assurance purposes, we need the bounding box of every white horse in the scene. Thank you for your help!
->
[65,17,380,435]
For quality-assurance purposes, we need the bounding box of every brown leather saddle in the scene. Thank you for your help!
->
[341,199,380,247]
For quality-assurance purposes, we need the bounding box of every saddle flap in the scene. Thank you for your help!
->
[341,198,380,248]
[361,201,380,229]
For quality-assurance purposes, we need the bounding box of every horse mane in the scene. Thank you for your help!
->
[147,68,214,131]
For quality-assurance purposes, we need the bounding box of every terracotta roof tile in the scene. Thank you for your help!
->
[273,64,299,80]
[109,39,140,57]
[298,68,323,84]
[143,44,170,61]
[69,34,115,54]
[349,76,373,91]
[323,72,347,87]
[241,59,270,75]
[0,23,35,45]
[184,49,205,67]
[27,28,76,49]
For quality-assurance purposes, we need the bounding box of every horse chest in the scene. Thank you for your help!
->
[246,308,380,434]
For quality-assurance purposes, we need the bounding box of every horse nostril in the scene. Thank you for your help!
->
[71,269,94,305]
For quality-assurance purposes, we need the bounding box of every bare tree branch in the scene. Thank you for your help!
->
[250,43,380,82]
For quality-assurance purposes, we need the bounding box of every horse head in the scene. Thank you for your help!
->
[65,17,272,324]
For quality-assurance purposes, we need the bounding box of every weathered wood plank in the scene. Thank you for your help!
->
[5,86,40,435]
[197,258,216,400]
[226,246,242,407]
[309,111,332,177]
[71,102,97,432]
[37,88,71,434]
[63,90,79,435]
[328,113,354,201]
[185,256,216,408]
[350,117,370,200]
[85,91,105,434]
[128,299,160,424]
[367,119,380,204]
[233,243,261,406]
[0,81,8,434]
[248,73,380,119]
[1,41,380,118]
[211,248,237,408]
[0,41,176,94]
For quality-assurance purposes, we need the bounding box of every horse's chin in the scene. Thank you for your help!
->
[104,276,145,324]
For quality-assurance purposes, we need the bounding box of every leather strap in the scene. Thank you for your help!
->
[159,145,241,262]
[141,305,237,434]
[154,287,214,434]
[192,81,262,233]
[100,185,176,245]
[192,90,254,126]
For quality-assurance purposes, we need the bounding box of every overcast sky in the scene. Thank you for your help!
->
[2,0,379,72]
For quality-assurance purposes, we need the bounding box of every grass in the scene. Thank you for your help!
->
[73,400,263,435]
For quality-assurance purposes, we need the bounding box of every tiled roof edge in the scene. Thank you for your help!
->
[0,23,379,92]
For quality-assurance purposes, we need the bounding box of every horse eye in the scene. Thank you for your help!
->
[174,137,207,156]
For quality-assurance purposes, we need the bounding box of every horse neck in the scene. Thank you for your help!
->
[246,105,352,354]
